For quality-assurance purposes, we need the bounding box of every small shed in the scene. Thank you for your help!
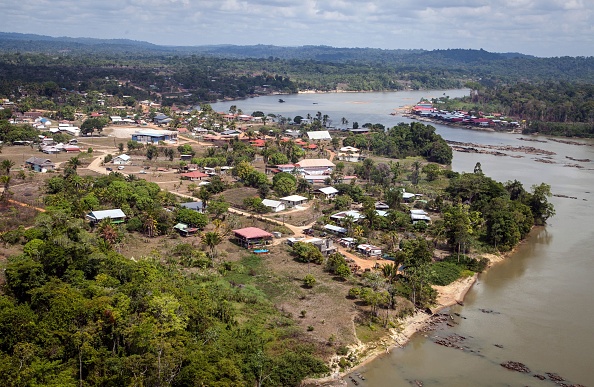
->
[173,222,199,237]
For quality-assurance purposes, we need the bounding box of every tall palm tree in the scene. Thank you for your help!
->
[143,213,158,238]
[202,231,222,260]
[0,175,11,202]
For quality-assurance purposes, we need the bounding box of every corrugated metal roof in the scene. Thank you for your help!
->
[88,209,126,220]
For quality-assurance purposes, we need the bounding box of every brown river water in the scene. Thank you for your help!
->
[211,91,594,386]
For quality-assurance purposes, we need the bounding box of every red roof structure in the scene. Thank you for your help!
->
[233,227,273,239]
[181,171,209,180]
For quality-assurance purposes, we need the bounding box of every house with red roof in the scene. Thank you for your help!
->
[180,171,209,181]
[233,227,273,249]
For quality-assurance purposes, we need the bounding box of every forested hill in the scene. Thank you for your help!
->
[1,32,593,105]
[1,32,593,84]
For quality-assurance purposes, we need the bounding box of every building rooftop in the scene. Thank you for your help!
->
[233,227,273,239]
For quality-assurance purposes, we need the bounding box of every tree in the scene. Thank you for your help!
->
[422,163,441,181]
[202,231,222,260]
[207,197,229,219]
[146,145,159,160]
[176,208,208,229]
[80,117,108,136]
[443,204,481,258]
[272,175,296,197]
[529,183,555,225]
[1,159,15,175]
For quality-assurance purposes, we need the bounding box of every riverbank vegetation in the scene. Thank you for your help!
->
[437,81,594,137]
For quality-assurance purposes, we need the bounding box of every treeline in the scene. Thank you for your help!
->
[342,122,453,164]
[0,172,328,386]
[2,37,593,110]
[440,81,594,137]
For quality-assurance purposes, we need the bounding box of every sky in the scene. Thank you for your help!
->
[1,0,593,57]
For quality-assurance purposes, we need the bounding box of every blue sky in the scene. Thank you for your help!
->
[1,0,592,57]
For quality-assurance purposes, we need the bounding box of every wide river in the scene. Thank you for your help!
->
[211,91,594,386]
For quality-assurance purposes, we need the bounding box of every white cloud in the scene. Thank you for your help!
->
[0,0,592,56]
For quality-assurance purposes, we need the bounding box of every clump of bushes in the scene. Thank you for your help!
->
[428,262,462,285]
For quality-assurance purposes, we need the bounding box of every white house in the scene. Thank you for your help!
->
[262,199,286,212]
[317,186,339,200]
[280,195,308,208]
[113,154,131,165]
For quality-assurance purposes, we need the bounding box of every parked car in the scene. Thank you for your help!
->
[105,167,113,171]
[117,166,125,170]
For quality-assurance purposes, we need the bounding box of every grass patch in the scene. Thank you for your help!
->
[355,322,389,344]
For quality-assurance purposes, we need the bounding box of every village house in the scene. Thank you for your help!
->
[86,209,126,225]
[324,224,347,235]
[262,199,286,213]
[294,158,335,176]
[113,154,131,165]
[410,209,431,224]
[132,129,178,144]
[25,157,55,172]
[180,171,209,181]
[316,186,339,200]
[233,227,273,249]
[357,243,382,257]
[280,195,308,208]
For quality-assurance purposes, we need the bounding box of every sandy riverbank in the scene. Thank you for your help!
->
[305,251,513,386]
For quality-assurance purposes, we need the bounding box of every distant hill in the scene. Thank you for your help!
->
[0,31,533,62]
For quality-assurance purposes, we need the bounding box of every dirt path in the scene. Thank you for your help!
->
[327,148,336,161]
[337,246,379,270]
[7,199,46,212]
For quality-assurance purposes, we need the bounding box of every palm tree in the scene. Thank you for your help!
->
[202,231,222,260]
[143,213,158,238]
[1,159,15,175]
[97,219,119,247]
[67,156,82,171]
[0,175,11,202]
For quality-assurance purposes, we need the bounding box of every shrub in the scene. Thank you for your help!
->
[443,254,489,273]
[429,262,463,285]
[348,287,362,299]
[303,274,316,288]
